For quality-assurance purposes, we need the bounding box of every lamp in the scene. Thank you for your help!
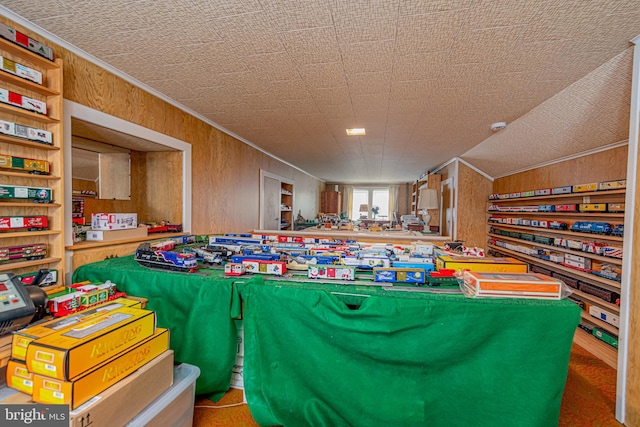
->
[418,189,438,232]
[359,203,369,219]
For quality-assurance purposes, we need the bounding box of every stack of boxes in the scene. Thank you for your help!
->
[86,213,148,241]
[4,297,175,425]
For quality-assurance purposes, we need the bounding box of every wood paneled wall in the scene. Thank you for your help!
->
[437,161,493,247]
[0,16,324,235]
[493,145,628,192]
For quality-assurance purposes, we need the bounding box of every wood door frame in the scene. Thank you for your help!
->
[259,169,294,230]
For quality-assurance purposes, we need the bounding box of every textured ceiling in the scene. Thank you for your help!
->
[2,1,639,183]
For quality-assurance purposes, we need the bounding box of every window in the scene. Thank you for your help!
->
[351,187,390,220]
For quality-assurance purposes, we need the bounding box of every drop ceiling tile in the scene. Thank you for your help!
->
[298,62,349,89]
[396,11,462,55]
[310,86,352,105]
[329,0,399,44]
[391,51,450,81]
[278,26,341,64]
[340,40,395,74]
[399,0,472,16]
[347,72,392,95]
[259,0,333,31]
[352,93,390,110]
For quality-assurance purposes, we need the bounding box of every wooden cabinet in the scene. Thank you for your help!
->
[486,188,625,368]
[320,191,342,215]
[0,37,64,291]
[280,182,293,230]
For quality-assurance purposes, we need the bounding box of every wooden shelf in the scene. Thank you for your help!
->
[579,311,619,335]
[488,189,626,203]
[0,170,59,180]
[0,102,59,123]
[487,244,621,290]
[487,222,623,243]
[0,133,59,150]
[0,69,60,96]
[0,40,64,284]
[0,202,61,207]
[0,230,61,239]
[487,233,623,265]
[0,256,62,272]
[573,327,617,370]
[0,38,59,70]
[487,211,624,219]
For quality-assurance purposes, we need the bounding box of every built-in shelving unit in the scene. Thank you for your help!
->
[486,187,625,369]
[280,182,293,230]
[0,37,64,291]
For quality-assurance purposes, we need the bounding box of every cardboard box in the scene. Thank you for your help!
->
[5,359,33,395]
[32,328,169,409]
[436,255,528,273]
[26,307,156,380]
[91,213,138,231]
[68,349,174,427]
[12,298,142,361]
[127,362,199,427]
[86,225,148,241]
[0,351,175,427]
[462,271,563,299]
[589,305,620,328]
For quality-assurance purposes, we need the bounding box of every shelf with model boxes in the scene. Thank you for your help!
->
[485,180,626,369]
[0,33,64,294]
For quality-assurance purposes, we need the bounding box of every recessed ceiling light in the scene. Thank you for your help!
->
[346,128,366,136]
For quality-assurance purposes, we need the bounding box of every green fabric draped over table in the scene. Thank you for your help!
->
[72,256,255,396]
[237,280,581,427]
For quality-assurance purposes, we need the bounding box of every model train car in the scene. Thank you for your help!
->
[0,22,54,60]
[0,154,49,174]
[135,243,198,273]
[308,264,356,281]
[242,259,286,275]
[570,221,611,234]
[373,267,426,284]
[0,243,46,262]
[0,215,47,231]
[0,185,52,203]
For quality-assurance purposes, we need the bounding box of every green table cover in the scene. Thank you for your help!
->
[238,279,581,427]
[72,256,255,396]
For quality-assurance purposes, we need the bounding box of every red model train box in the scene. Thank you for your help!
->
[11,297,142,361]
[91,213,138,230]
[462,271,563,300]
[26,306,156,381]
[32,328,169,410]
[86,224,148,241]
[436,255,528,273]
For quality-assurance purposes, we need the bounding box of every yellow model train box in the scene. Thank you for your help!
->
[436,255,528,273]
[32,328,169,410]
[11,297,142,361]
[26,306,156,381]
[462,271,563,299]
[5,359,33,395]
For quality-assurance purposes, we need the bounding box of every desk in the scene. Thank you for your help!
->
[72,257,255,396]
[237,279,581,427]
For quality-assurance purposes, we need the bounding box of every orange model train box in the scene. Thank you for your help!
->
[26,306,156,381]
[462,271,564,300]
[435,255,528,273]
[5,359,33,395]
[12,297,143,361]
[32,328,169,410]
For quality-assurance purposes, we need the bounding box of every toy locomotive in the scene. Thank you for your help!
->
[135,243,198,273]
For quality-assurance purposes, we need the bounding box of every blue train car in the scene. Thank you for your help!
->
[611,224,624,237]
[373,268,426,284]
[231,254,281,263]
[571,221,611,234]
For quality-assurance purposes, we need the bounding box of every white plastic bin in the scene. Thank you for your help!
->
[126,363,200,427]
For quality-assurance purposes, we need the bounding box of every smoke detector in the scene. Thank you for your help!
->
[491,122,507,131]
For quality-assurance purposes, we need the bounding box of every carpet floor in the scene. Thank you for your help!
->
[193,343,621,426]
